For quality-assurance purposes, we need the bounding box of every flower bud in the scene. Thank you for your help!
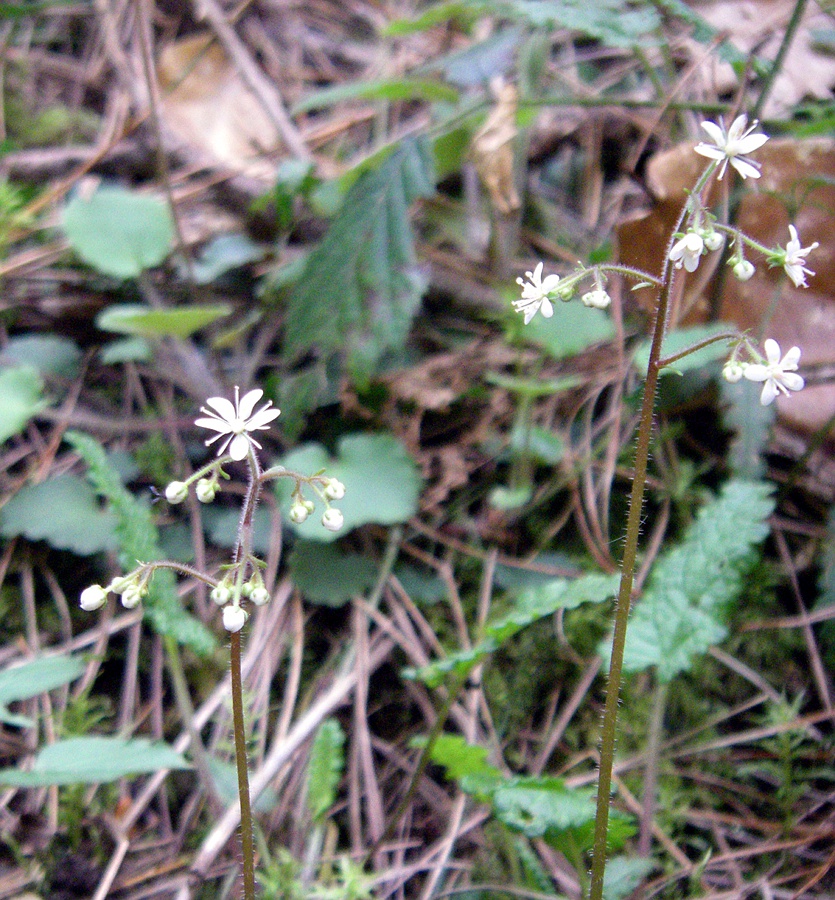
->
[165,481,189,504]
[80,584,108,611]
[211,583,232,605]
[223,604,247,633]
[289,501,310,524]
[120,586,143,609]
[195,478,217,503]
[324,478,346,501]
[581,289,611,310]
[250,586,270,606]
[322,508,344,532]
[703,231,723,251]
[732,259,755,282]
[722,361,746,384]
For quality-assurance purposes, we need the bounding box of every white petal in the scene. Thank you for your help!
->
[204,396,236,422]
[531,262,544,284]
[237,389,264,421]
[788,225,799,244]
[781,373,804,392]
[540,274,561,293]
[540,298,553,318]
[727,115,748,141]
[229,434,251,460]
[760,380,779,405]
[743,364,768,383]
[730,158,761,179]
[699,121,726,145]
[764,339,782,364]
[782,346,801,369]
[246,406,281,430]
[694,144,725,161]
[736,133,768,154]
[195,417,232,433]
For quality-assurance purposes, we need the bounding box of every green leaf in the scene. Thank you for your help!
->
[615,480,775,681]
[292,78,458,114]
[492,776,595,838]
[202,506,274,556]
[284,139,435,384]
[0,736,190,786]
[99,337,153,364]
[207,756,277,813]
[190,234,264,284]
[96,303,232,339]
[633,323,732,377]
[0,474,117,555]
[0,366,46,444]
[384,1,479,36]
[289,541,378,607]
[2,335,81,378]
[419,733,501,785]
[521,301,615,360]
[0,654,86,727]
[306,719,346,821]
[506,0,660,47]
[720,377,774,480]
[276,433,422,542]
[65,431,216,656]
[509,424,566,465]
[62,184,175,278]
[602,856,654,900]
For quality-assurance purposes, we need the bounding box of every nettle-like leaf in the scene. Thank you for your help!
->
[0,473,117,555]
[614,480,774,681]
[505,0,660,47]
[408,573,618,688]
[65,431,216,656]
[720,376,775,480]
[62,183,174,279]
[284,138,435,385]
[306,718,346,822]
[0,366,47,445]
[0,736,190,786]
[0,654,86,728]
[275,433,422,543]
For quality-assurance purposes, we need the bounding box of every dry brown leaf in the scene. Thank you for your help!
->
[158,33,280,181]
[471,80,521,215]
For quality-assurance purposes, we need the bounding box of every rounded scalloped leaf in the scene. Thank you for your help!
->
[96,303,232,339]
[62,184,175,278]
[0,366,46,445]
[276,433,422,542]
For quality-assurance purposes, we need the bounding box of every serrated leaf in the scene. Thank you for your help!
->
[614,480,775,680]
[65,431,216,656]
[0,474,117,555]
[0,654,86,727]
[0,366,47,444]
[62,184,175,278]
[0,736,190,786]
[720,377,774,480]
[289,541,377,607]
[284,139,434,384]
[96,303,232,339]
[306,719,345,821]
[418,733,501,784]
[506,0,660,46]
[276,433,422,542]
[292,78,458,114]
[492,777,595,837]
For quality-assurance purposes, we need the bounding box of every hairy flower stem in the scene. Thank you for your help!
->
[588,272,674,900]
[230,629,256,900]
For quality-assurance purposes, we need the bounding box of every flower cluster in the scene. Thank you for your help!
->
[723,338,805,406]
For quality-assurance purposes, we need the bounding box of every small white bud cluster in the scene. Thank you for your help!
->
[79,572,149,612]
[287,477,346,532]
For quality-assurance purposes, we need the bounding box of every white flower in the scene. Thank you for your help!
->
[513,262,560,324]
[80,584,108,611]
[581,289,611,309]
[782,225,818,288]
[324,478,346,500]
[733,259,755,282]
[222,604,247,633]
[322,508,344,532]
[669,232,705,272]
[694,115,768,180]
[195,387,280,461]
[743,339,805,405]
[165,481,189,504]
